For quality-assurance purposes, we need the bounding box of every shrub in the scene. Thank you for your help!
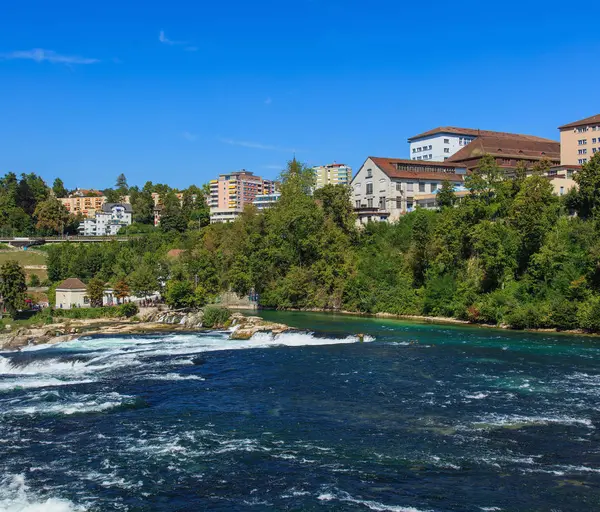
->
[118,302,139,318]
[577,295,600,332]
[28,274,41,287]
[202,307,231,328]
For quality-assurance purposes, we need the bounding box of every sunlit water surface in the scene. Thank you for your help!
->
[1,311,600,511]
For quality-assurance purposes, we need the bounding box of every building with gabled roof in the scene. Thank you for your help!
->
[558,114,600,165]
[56,278,89,309]
[407,126,557,163]
[447,134,560,173]
[350,157,467,223]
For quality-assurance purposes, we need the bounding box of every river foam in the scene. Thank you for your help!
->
[0,474,85,512]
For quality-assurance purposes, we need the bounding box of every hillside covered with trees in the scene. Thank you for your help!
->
[37,153,600,332]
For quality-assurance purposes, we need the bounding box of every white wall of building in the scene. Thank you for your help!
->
[409,134,475,162]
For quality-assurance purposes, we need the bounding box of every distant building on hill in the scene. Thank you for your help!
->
[59,195,106,218]
[313,163,352,189]
[407,126,558,165]
[209,170,276,223]
[558,114,600,165]
[446,134,560,173]
[351,157,467,224]
[252,192,281,210]
[78,203,133,236]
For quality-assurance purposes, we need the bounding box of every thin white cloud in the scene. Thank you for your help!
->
[159,30,196,51]
[263,165,283,170]
[219,138,296,152]
[182,131,197,141]
[2,48,99,65]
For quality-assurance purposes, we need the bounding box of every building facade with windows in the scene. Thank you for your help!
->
[59,195,106,218]
[252,192,281,210]
[209,170,276,223]
[447,134,560,173]
[408,127,556,163]
[351,157,467,224]
[313,163,352,189]
[78,203,133,236]
[558,114,600,165]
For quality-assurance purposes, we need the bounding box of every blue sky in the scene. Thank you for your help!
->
[1,0,599,190]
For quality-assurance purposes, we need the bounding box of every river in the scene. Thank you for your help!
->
[1,311,600,511]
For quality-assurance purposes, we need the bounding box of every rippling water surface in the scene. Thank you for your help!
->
[2,311,600,511]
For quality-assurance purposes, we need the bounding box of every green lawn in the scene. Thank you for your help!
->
[0,249,47,267]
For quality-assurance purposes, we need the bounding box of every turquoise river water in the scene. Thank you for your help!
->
[1,310,600,511]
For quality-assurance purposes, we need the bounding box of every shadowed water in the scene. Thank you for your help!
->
[1,311,600,511]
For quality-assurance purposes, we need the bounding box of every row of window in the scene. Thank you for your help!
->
[413,145,433,153]
[578,147,600,155]
[576,126,600,133]
[365,182,440,194]
[414,155,433,161]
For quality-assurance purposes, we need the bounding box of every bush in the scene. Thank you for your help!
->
[28,274,41,287]
[202,307,231,328]
[577,295,600,332]
[118,303,139,318]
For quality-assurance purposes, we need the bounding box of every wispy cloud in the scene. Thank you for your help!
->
[263,165,284,170]
[159,30,197,52]
[219,138,296,152]
[182,131,197,141]
[2,48,99,65]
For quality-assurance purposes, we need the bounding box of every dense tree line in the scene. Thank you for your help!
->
[41,153,600,331]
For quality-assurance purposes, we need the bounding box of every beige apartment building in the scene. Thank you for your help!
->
[559,114,600,165]
[59,196,106,218]
[313,163,352,189]
[209,170,275,223]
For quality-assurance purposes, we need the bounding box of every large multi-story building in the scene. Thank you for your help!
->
[351,157,467,224]
[59,195,106,218]
[78,203,133,236]
[447,133,560,173]
[408,127,556,163]
[252,192,281,210]
[313,163,352,189]
[558,114,600,165]
[209,170,275,223]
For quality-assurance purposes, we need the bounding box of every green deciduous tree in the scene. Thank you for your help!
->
[0,261,27,318]
[34,197,70,234]
[52,178,68,198]
[86,277,105,308]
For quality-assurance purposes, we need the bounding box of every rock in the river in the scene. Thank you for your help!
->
[229,313,291,340]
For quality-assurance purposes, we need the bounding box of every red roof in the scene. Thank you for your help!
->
[558,114,600,130]
[407,126,556,143]
[447,135,560,163]
[368,157,466,182]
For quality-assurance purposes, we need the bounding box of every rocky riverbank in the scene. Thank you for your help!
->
[0,309,294,351]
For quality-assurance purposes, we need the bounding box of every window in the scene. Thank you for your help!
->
[416,157,422,160]
[593,138,597,144]
[444,138,450,144]
[407,201,414,210]
[428,145,433,150]
[594,148,598,154]
[431,183,438,192]
[578,139,587,145]
[417,147,422,152]
[412,148,416,153]
[366,168,372,178]
[366,183,373,195]
[396,183,402,191]
[379,196,386,209]
[560,186,565,195]
[407,182,414,192]
[367,198,373,208]
[355,200,361,208]
[419,183,425,192]
[396,197,402,209]
[579,158,588,164]
[444,148,450,153]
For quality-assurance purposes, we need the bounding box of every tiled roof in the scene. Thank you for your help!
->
[407,126,556,143]
[368,157,466,182]
[56,278,87,290]
[447,135,560,163]
[558,114,600,130]
[102,203,133,213]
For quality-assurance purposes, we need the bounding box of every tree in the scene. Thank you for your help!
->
[313,184,356,235]
[129,264,158,299]
[0,261,27,318]
[86,277,105,307]
[165,279,195,309]
[52,178,68,198]
[574,152,600,219]
[34,197,70,234]
[129,187,155,224]
[437,180,456,208]
[160,192,187,232]
[115,173,129,194]
[114,278,130,304]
